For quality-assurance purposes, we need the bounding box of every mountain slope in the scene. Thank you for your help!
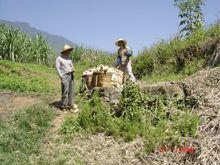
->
[0,19,75,52]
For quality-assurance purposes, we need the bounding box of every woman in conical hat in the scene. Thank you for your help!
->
[115,39,136,83]
[55,44,78,112]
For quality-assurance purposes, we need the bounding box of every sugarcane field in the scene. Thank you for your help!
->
[0,0,220,164]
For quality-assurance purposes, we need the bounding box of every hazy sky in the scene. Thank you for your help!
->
[0,0,219,54]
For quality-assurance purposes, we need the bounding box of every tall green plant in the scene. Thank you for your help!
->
[174,0,205,37]
[0,24,53,65]
[70,45,115,66]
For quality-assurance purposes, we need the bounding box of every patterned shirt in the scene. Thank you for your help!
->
[117,46,133,65]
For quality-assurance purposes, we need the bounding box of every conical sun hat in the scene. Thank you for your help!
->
[115,38,127,46]
[61,44,73,54]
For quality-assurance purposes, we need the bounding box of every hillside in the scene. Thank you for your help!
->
[0,59,219,164]
[0,20,219,164]
[0,19,75,52]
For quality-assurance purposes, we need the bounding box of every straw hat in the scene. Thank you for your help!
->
[61,44,73,54]
[115,38,127,46]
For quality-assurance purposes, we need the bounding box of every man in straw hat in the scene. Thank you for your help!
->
[55,44,78,112]
[115,38,136,83]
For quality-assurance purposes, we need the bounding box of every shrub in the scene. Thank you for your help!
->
[133,21,220,81]
[70,45,115,67]
[61,82,199,154]
[60,92,112,134]
[133,53,155,78]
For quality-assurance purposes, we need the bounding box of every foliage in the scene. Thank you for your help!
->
[70,45,115,67]
[133,22,220,81]
[118,82,143,121]
[0,105,54,164]
[60,82,199,153]
[0,24,116,71]
[174,0,205,37]
[60,92,111,134]
[0,24,54,65]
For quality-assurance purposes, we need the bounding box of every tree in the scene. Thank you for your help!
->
[174,0,205,37]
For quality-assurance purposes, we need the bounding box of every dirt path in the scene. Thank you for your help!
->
[0,92,38,121]
[38,102,146,165]
[51,110,71,133]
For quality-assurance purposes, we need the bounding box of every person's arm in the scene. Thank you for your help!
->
[55,58,63,78]
[70,59,75,73]
[116,56,121,67]
[125,47,133,57]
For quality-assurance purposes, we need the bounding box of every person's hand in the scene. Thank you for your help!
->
[61,76,66,84]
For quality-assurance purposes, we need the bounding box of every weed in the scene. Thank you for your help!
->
[61,82,199,154]
[0,105,54,164]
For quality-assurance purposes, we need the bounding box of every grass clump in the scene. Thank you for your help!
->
[60,92,111,134]
[60,82,199,154]
[0,105,54,164]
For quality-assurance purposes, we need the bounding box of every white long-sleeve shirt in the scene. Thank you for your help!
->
[55,55,74,78]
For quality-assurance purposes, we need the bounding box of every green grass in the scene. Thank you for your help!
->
[0,105,54,164]
[60,82,199,154]
[140,73,187,84]
[139,58,206,84]
[0,60,86,164]
[0,59,113,97]
[133,22,220,82]
[0,60,59,96]
[1,20,218,164]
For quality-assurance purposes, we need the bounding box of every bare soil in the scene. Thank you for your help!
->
[0,92,38,121]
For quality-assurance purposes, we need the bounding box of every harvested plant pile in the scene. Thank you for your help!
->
[143,67,220,165]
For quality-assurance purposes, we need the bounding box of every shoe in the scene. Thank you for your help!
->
[69,108,79,113]
[71,108,79,113]
[68,104,79,113]
[73,104,78,109]
[60,105,68,110]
